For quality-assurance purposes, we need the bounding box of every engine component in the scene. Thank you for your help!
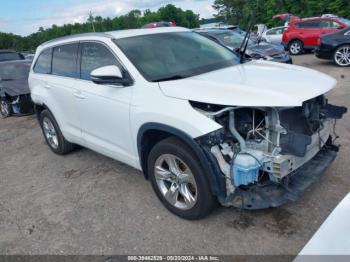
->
[231,152,262,187]
[270,155,294,178]
[210,145,235,195]
[229,110,247,152]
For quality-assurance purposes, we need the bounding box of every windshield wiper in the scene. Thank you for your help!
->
[153,75,189,82]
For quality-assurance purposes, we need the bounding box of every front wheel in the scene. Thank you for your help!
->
[334,45,350,67]
[148,137,217,220]
[289,40,304,55]
[0,98,12,118]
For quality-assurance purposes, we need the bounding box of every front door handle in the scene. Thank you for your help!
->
[73,91,86,99]
[44,84,51,89]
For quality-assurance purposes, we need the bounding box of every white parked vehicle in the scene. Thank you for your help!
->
[29,27,347,219]
[262,26,288,44]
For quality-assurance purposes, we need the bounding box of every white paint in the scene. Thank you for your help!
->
[295,193,350,258]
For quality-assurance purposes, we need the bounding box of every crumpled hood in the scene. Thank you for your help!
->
[158,60,336,107]
[0,78,30,96]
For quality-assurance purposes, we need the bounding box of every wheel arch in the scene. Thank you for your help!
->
[288,38,304,46]
[33,103,49,121]
[137,123,224,198]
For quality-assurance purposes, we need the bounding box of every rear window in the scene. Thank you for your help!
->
[52,44,78,78]
[0,52,23,62]
[33,48,52,74]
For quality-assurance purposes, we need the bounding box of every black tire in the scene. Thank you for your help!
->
[39,109,75,155]
[289,39,304,55]
[0,98,12,118]
[148,137,217,220]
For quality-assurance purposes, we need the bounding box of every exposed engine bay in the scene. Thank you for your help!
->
[192,96,347,208]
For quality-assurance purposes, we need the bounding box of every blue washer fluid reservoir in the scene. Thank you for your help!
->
[231,152,261,187]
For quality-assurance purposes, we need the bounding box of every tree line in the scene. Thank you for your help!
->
[1,1,350,51]
[0,4,200,51]
[213,0,350,28]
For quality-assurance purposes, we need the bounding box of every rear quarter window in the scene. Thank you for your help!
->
[33,48,52,74]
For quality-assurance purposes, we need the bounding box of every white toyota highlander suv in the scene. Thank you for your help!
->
[29,27,347,219]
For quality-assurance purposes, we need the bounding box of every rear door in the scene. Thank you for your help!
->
[296,20,322,47]
[47,43,82,141]
[31,44,82,143]
[75,41,135,166]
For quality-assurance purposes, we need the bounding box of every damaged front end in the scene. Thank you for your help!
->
[0,94,34,117]
[193,96,347,209]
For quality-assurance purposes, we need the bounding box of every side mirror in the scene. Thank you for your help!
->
[90,65,132,86]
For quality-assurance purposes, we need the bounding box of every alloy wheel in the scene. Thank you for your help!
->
[154,154,198,210]
[42,117,59,149]
[290,41,302,55]
[334,45,350,66]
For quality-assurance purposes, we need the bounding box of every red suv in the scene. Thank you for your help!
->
[282,17,348,55]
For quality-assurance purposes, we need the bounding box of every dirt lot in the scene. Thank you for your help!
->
[0,54,349,255]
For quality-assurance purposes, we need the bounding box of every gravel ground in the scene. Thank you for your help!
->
[0,54,349,255]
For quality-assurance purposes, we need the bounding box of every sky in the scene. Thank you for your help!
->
[0,0,216,36]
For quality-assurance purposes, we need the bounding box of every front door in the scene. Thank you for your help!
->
[76,42,136,166]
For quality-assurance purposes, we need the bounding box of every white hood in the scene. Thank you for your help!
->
[158,60,336,107]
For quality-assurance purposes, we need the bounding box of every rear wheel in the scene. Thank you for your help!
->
[289,40,304,55]
[148,137,217,220]
[39,109,75,155]
[334,45,350,67]
[0,98,12,118]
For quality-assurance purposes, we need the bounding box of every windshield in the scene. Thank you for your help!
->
[340,18,350,26]
[114,32,239,82]
[210,31,255,50]
[0,63,30,81]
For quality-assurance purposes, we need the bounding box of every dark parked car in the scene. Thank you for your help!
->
[315,26,350,66]
[197,29,292,64]
[0,50,25,62]
[0,60,34,118]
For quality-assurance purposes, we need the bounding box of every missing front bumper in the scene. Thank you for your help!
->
[222,147,338,209]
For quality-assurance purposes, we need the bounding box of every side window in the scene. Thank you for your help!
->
[297,21,320,29]
[33,48,52,74]
[52,43,78,78]
[80,42,119,81]
[319,20,340,29]
[329,21,340,29]
[266,29,276,35]
[276,28,285,34]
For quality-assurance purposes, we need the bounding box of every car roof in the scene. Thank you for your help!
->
[0,50,19,53]
[39,27,190,49]
[298,16,340,22]
[0,59,31,65]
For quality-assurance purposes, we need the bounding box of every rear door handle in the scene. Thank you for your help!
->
[73,91,86,99]
[44,84,51,89]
